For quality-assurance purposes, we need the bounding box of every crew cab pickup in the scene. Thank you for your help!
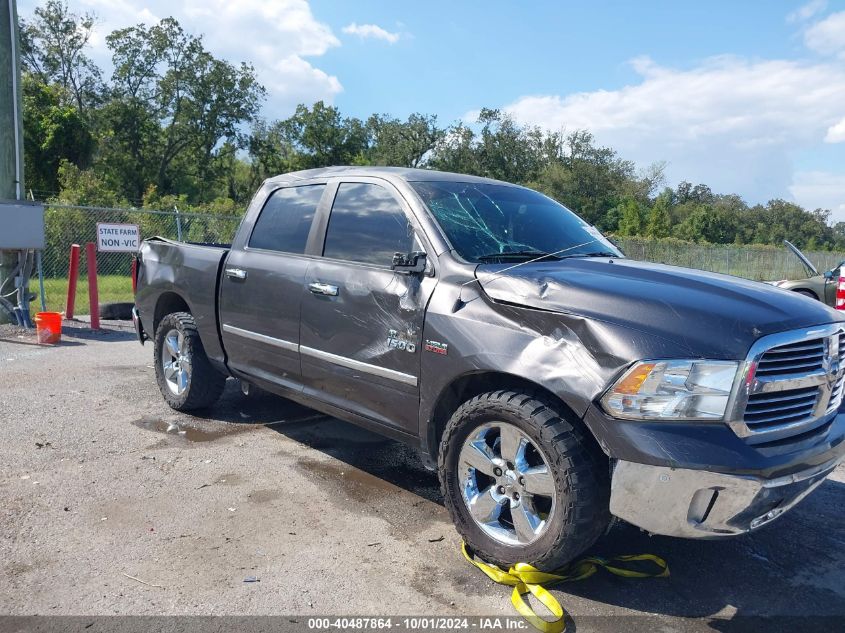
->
[134,166,845,569]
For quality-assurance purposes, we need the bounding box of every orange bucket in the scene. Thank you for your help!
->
[34,312,63,345]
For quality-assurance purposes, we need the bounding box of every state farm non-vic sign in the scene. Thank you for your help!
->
[96,222,141,252]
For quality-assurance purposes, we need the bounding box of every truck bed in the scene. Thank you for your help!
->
[135,237,230,365]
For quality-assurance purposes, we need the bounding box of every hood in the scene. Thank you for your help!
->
[784,240,819,277]
[477,257,843,359]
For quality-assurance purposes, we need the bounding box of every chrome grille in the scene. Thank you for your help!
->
[827,331,845,412]
[744,387,818,430]
[755,339,824,377]
[730,324,845,445]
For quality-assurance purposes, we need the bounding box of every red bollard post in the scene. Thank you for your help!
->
[131,257,138,295]
[86,242,100,330]
[65,244,81,319]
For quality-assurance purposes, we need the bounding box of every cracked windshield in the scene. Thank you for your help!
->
[410,181,622,263]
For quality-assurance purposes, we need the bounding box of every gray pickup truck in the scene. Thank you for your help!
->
[134,166,845,569]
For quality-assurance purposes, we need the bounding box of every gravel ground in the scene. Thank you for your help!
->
[1,322,843,631]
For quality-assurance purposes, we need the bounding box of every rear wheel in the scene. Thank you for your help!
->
[439,391,609,570]
[154,312,225,411]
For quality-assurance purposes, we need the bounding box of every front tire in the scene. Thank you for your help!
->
[153,312,225,411]
[439,391,609,570]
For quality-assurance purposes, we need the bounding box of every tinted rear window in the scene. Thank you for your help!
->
[249,184,325,253]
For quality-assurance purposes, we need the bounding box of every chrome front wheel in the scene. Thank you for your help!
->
[458,421,556,546]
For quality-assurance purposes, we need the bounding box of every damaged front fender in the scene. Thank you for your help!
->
[418,271,691,456]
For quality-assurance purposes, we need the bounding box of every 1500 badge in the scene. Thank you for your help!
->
[388,329,416,353]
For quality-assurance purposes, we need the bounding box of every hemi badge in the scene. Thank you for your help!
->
[424,340,448,356]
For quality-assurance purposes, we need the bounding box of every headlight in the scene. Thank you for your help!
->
[601,360,738,420]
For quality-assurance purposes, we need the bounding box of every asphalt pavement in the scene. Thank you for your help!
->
[1,322,843,632]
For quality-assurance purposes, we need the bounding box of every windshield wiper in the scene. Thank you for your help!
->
[558,251,619,259]
[476,250,561,262]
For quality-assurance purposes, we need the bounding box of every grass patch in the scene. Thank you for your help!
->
[40,275,134,314]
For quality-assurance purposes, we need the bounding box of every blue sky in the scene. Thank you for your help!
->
[18,0,845,219]
[312,1,806,121]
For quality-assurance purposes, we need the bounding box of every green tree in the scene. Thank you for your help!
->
[366,113,444,167]
[245,119,297,188]
[101,17,263,202]
[552,130,636,224]
[474,108,546,183]
[428,123,479,175]
[617,197,645,236]
[19,0,103,113]
[645,191,672,238]
[22,74,94,195]
[177,53,263,200]
[673,206,737,243]
[278,101,368,169]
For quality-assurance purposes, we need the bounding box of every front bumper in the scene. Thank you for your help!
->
[610,456,842,538]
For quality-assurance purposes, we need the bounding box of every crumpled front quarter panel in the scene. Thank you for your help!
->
[418,278,688,449]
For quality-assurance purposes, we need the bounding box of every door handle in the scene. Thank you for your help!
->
[308,282,339,296]
[225,267,247,280]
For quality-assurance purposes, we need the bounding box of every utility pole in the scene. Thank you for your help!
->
[0,0,25,324]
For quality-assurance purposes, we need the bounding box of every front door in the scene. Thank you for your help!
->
[299,180,436,433]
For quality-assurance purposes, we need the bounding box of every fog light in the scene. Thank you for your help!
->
[750,507,785,529]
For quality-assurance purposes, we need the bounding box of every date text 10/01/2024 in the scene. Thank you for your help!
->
[306,617,528,630]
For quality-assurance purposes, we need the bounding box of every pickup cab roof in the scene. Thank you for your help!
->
[264,166,520,187]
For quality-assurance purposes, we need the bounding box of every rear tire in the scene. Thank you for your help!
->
[153,312,225,411]
[99,302,134,320]
[438,390,609,570]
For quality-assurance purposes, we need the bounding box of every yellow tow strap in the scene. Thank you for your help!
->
[462,542,669,633]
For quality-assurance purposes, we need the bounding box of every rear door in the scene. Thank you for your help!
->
[298,178,437,433]
[219,182,327,391]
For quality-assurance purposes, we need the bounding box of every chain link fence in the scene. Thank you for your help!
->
[615,237,845,282]
[34,204,845,315]
[40,204,243,313]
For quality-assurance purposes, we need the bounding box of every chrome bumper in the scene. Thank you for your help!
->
[609,457,841,538]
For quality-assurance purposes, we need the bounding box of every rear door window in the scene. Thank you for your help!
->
[249,184,326,254]
[322,182,414,266]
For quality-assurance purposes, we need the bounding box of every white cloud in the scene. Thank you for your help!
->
[73,0,160,52]
[342,22,401,44]
[804,10,845,56]
[180,0,342,116]
[22,0,344,118]
[787,0,827,23]
[498,56,845,216]
[826,117,845,143]
[789,171,845,219]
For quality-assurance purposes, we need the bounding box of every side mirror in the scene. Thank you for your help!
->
[825,270,835,280]
[392,251,427,274]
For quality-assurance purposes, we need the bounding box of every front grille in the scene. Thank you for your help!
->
[744,387,818,430]
[734,325,845,446]
[755,338,824,377]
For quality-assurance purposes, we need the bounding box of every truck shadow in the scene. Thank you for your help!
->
[202,384,845,624]
[60,323,138,342]
[194,381,443,503]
